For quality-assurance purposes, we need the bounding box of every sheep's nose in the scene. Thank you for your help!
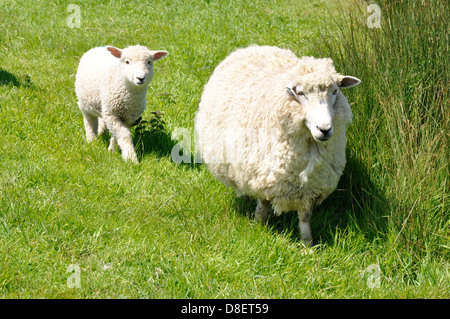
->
[317,126,332,137]
[136,76,145,82]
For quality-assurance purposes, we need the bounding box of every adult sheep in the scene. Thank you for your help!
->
[195,45,360,247]
[75,45,168,163]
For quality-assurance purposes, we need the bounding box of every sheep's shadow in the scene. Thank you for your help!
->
[233,153,389,245]
[0,69,32,87]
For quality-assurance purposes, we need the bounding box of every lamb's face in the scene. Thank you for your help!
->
[106,46,169,88]
[120,48,155,87]
[286,75,361,142]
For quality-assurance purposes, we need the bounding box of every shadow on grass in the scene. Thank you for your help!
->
[98,112,200,170]
[233,153,389,245]
[98,118,176,161]
[133,125,176,160]
[0,69,32,87]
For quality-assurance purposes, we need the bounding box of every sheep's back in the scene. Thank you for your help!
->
[196,46,348,209]
[196,46,301,193]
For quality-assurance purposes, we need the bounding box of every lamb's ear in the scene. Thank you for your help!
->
[151,51,169,61]
[106,46,122,58]
[338,76,361,88]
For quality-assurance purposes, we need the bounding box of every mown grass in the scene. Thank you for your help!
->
[0,0,448,298]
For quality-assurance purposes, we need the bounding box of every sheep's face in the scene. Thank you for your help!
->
[286,75,360,142]
[107,46,168,88]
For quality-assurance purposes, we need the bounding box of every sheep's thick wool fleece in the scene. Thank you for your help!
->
[195,45,353,214]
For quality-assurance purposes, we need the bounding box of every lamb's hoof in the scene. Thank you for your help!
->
[123,153,139,164]
[86,135,96,143]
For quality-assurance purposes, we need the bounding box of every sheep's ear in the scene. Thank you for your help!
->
[151,51,169,61]
[285,84,300,102]
[338,76,361,88]
[107,46,122,58]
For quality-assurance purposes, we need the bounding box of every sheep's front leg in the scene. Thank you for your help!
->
[298,209,313,247]
[255,199,270,225]
[103,115,138,163]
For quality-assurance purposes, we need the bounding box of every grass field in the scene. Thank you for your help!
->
[0,0,448,298]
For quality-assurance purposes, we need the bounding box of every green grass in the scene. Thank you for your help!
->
[0,0,448,298]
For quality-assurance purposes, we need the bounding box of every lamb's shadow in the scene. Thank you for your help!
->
[233,152,389,244]
[98,112,202,169]
[97,112,176,160]
[133,112,201,170]
[132,116,176,160]
[0,69,32,87]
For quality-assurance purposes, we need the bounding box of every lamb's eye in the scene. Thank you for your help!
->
[298,91,305,96]
[125,59,130,64]
[332,89,338,95]
[147,60,152,65]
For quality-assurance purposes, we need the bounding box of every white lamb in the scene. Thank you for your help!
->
[75,45,168,163]
[195,45,361,246]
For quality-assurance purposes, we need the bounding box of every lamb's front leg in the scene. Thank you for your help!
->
[108,136,117,153]
[103,114,138,164]
[298,209,313,247]
[98,117,107,136]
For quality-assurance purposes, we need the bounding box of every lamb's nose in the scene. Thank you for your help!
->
[136,76,145,83]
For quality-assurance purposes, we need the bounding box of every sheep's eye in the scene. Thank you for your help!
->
[125,59,130,64]
[297,91,305,96]
[147,60,152,65]
[332,89,338,95]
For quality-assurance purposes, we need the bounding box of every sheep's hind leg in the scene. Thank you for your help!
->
[298,210,313,247]
[255,199,270,225]
[82,112,98,142]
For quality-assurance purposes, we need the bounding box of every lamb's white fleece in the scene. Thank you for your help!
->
[75,45,168,163]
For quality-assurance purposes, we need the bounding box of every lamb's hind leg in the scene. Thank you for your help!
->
[255,199,270,225]
[82,111,98,142]
[298,209,313,247]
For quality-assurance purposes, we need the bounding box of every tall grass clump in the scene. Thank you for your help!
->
[320,0,449,263]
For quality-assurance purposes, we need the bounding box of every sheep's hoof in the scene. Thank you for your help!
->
[254,200,270,225]
[301,238,313,248]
